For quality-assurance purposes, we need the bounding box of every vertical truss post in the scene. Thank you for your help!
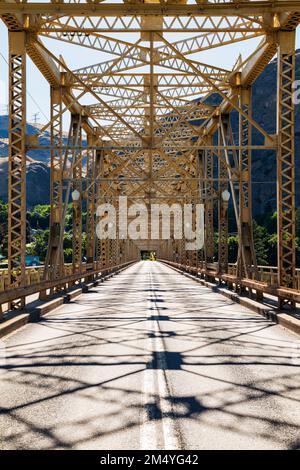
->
[114,198,120,268]
[85,134,96,267]
[187,199,198,271]
[166,240,170,261]
[188,156,199,271]
[71,114,82,274]
[238,86,258,280]
[101,236,109,270]
[180,229,186,269]
[95,148,110,272]
[168,240,171,262]
[108,239,112,269]
[119,239,124,264]
[173,239,179,264]
[204,143,214,265]
[101,239,109,271]
[169,216,174,262]
[124,239,129,263]
[197,149,205,272]
[218,126,229,276]
[127,240,132,262]
[277,30,296,297]
[95,148,103,269]
[111,237,118,268]
[44,86,63,282]
[8,31,26,308]
[108,213,114,270]
[101,197,111,272]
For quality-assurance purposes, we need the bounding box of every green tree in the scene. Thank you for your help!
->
[266,233,277,266]
[63,232,73,262]
[63,248,73,263]
[0,200,8,258]
[296,208,300,239]
[26,229,49,260]
[228,235,238,263]
[27,204,50,231]
[253,220,269,265]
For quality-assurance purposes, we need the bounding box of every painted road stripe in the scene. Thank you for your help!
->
[140,271,180,450]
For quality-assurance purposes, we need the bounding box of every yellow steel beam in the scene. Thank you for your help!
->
[0,2,299,16]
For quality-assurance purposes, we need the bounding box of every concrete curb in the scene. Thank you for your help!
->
[277,313,300,335]
[64,288,83,303]
[28,297,65,322]
[0,313,30,339]
[162,262,300,337]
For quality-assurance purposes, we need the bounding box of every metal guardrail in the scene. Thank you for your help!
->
[227,264,300,291]
[2,262,299,293]
[0,264,74,293]
[0,260,138,317]
[159,259,300,306]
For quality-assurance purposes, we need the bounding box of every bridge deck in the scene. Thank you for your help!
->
[0,261,299,450]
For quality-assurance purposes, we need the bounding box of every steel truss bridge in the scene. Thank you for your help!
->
[0,0,300,316]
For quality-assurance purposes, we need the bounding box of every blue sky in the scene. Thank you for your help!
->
[1,20,300,129]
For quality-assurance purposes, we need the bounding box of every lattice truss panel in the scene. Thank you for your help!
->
[277,39,296,289]
[8,32,26,294]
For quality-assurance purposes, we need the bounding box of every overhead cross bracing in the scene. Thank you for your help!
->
[0,1,300,313]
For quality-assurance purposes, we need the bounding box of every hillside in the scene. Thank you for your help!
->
[0,115,51,163]
[0,158,50,206]
[249,51,300,215]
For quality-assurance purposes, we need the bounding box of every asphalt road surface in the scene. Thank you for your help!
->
[0,261,300,450]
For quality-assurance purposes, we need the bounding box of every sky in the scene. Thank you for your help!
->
[1,19,300,130]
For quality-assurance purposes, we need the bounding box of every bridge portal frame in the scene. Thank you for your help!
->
[0,1,299,314]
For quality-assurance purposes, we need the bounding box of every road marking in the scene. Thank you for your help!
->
[152,317,180,450]
[140,273,160,450]
[140,365,159,450]
[140,269,180,450]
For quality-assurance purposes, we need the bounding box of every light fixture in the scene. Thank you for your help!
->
[71,189,80,202]
[221,189,231,202]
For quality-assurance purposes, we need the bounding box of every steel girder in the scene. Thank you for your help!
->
[7,31,27,308]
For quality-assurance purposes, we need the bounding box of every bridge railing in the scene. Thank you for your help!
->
[228,264,300,291]
[0,259,138,318]
[0,264,73,293]
[159,259,300,308]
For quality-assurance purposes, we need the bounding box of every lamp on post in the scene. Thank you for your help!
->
[218,188,231,278]
[221,189,231,222]
[221,189,230,204]
[71,189,80,202]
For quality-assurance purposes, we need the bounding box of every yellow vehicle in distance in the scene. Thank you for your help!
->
[141,251,156,261]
